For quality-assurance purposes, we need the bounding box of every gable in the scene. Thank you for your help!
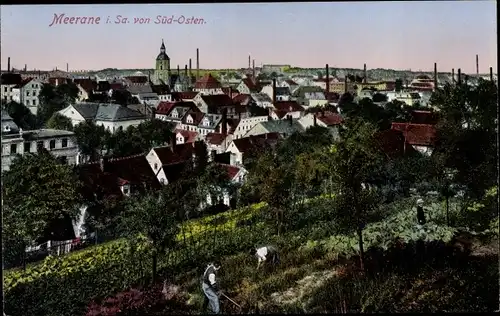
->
[59,105,86,121]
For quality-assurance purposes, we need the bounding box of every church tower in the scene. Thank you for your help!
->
[154,39,170,85]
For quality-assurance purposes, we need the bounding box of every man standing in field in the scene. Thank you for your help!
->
[202,262,222,314]
[252,245,280,269]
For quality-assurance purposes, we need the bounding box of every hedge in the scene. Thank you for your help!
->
[3,203,268,316]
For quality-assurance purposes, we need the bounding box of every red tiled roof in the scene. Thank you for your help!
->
[124,76,148,84]
[74,78,97,94]
[391,123,436,146]
[194,73,221,89]
[218,163,241,180]
[171,91,199,101]
[273,101,304,113]
[231,133,280,153]
[78,154,161,200]
[206,132,227,145]
[233,94,252,105]
[182,110,204,125]
[242,77,260,92]
[153,141,204,165]
[316,112,343,126]
[200,94,234,108]
[156,102,177,115]
[175,129,198,143]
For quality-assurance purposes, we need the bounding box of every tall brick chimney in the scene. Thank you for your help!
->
[325,64,330,93]
[272,78,277,106]
[248,55,251,69]
[7,57,10,72]
[196,48,200,80]
[189,58,192,77]
[433,63,438,90]
[177,65,180,74]
[363,63,367,83]
[490,67,493,81]
[476,54,479,75]
[452,68,455,83]
[24,64,27,72]
[457,68,462,85]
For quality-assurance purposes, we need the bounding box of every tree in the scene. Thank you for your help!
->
[3,101,40,129]
[119,190,181,283]
[46,112,73,131]
[73,121,111,162]
[326,118,385,271]
[372,92,388,103]
[38,82,79,124]
[395,79,403,92]
[2,151,83,244]
[112,90,138,106]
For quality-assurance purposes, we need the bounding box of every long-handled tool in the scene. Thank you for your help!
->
[220,292,242,310]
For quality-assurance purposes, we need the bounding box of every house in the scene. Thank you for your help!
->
[236,77,261,94]
[135,92,160,107]
[73,78,98,101]
[204,163,248,208]
[311,78,335,91]
[151,84,171,101]
[232,116,269,139]
[391,122,437,156]
[155,101,177,121]
[179,109,205,132]
[124,75,149,85]
[386,92,422,106]
[244,118,305,138]
[205,132,231,154]
[146,141,205,184]
[10,78,43,115]
[2,113,79,171]
[126,84,154,99]
[261,84,291,101]
[175,129,198,144]
[280,79,299,94]
[270,101,305,120]
[375,129,419,159]
[127,103,156,120]
[193,73,224,95]
[156,102,198,128]
[193,94,234,114]
[298,111,343,139]
[1,73,23,102]
[225,133,281,166]
[198,113,223,138]
[250,93,273,108]
[58,102,147,132]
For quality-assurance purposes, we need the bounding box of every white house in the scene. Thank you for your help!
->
[58,102,147,132]
[1,73,23,103]
[136,92,160,107]
[244,119,304,138]
[298,112,343,140]
[193,74,224,95]
[232,116,269,139]
[280,79,300,94]
[386,91,422,106]
[11,78,43,115]
[260,85,291,101]
[236,77,261,94]
[2,113,79,171]
[76,84,90,102]
[205,132,231,154]
[270,101,305,120]
[197,113,223,138]
[175,129,199,144]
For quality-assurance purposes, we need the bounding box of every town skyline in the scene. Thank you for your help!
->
[1,2,497,73]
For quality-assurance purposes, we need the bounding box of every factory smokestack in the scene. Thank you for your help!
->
[363,63,367,83]
[490,67,493,82]
[272,78,277,106]
[67,63,69,72]
[177,64,180,74]
[189,58,192,77]
[433,63,438,91]
[24,64,27,72]
[185,64,188,78]
[196,48,200,80]
[248,55,251,69]
[452,68,455,83]
[7,57,10,72]
[252,59,255,81]
[476,54,479,75]
[325,64,330,93]
[457,68,462,85]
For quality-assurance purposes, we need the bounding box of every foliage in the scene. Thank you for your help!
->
[46,112,73,131]
[2,151,83,244]
[3,101,40,129]
[73,121,111,162]
[38,83,79,124]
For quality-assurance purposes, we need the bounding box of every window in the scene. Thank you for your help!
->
[24,142,31,153]
[3,87,6,92]
[26,91,30,96]
[154,163,158,170]
[61,138,68,148]
[37,141,44,151]
[123,187,130,195]
[10,144,17,154]
[26,100,30,105]
[49,140,56,149]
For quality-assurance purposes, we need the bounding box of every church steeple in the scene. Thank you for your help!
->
[160,39,166,54]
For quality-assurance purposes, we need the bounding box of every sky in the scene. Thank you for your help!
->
[0,2,497,73]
